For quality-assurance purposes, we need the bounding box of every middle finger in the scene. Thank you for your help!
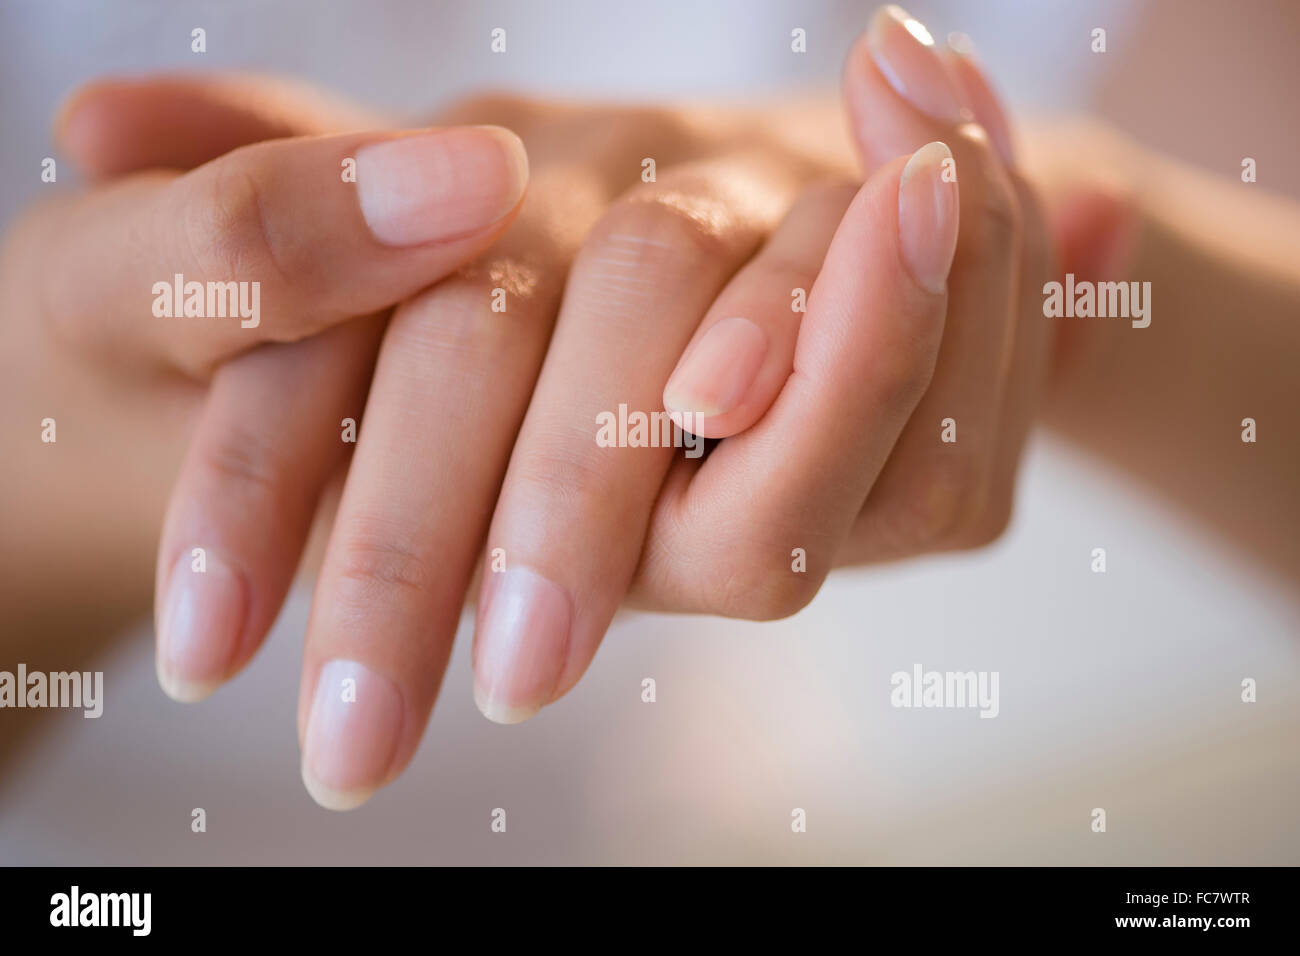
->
[470,153,801,724]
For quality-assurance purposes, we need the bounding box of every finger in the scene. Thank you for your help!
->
[56,73,372,178]
[37,125,528,375]
[630,145,957,617]
[942,38,1056,541]
[965,174,1053,543]
[472,156,801,724]
[846,4,969,163]
[941,35,1016,166]
[661,179,857,438]
[294,179,608,810]
[60,80,452,702]
[841,5,1022,560]
[154,316,384,701]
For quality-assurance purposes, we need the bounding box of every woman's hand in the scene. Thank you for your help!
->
[0,100,530,674]
[475,7,1056,739]
[52,69,869,807]
[36,5,1059,811]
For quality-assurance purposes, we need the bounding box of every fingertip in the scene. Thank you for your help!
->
[154,549,246,703]
[473,679,541,725]
[476,124,530,191]
[299,658,403,808]
[941,34,1016,166]
[898,141,960,295]
[471,567,570,725]
[52,80,114,176]
[52,83,88,145]
[662,315,768,433]
[354,125,531,247]
[155,656,220,704]
[301,760,375,812]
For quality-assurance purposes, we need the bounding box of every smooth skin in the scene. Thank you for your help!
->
[4,6,1297,807]
[58,7,1041,810]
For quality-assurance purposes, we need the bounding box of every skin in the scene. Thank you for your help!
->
[3,7,1297,806]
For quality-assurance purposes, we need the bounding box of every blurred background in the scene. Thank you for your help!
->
[1,0,1296,864]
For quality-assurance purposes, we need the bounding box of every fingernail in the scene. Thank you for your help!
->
[473,567,572,725]
[867,5,966,122]
[663,316,769,418]
[898,141,960,295]
[156,551,245,703]
[945,33,1016,165]
[301,660,403,811]
[356,125,528,246]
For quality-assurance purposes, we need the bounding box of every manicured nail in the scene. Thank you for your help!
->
[867,5,966,122]
[301,659,403,811]
[473,567,572,725]
[663,316,769,419]
[156,551,245,703]
[945,33,1016,165]
[898,141,960,295]
[356,125,528,246]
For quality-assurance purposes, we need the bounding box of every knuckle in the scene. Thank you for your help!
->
[635,509,832,620]
[872,336,941,413]
[953,493,1014,550]
[439,91,532,127]
[963,173,1022,252]
[194,421,287,504]
[391,270,526,362]
[513,438,615,514]
[585,194,732,278]
[888,456,988,550]
[702,526,830,621]
[714,560,823,621]
[332,527,436,601]
[188,157,294,289]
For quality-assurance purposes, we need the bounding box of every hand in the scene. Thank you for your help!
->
[57,73,867,807]
[0,90,529,671]
[472,9,1056,743]
[51,5,1057,812]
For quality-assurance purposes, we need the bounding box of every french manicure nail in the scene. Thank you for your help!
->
[663,316,769,418]
[867,5,967,122]
[156,551,245,703]
[473,567,572,725]
[301,660,403,811]
[356,126,528,246]
[898,141,960,294]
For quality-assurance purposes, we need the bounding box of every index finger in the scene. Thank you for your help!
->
[36,125,528,375]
